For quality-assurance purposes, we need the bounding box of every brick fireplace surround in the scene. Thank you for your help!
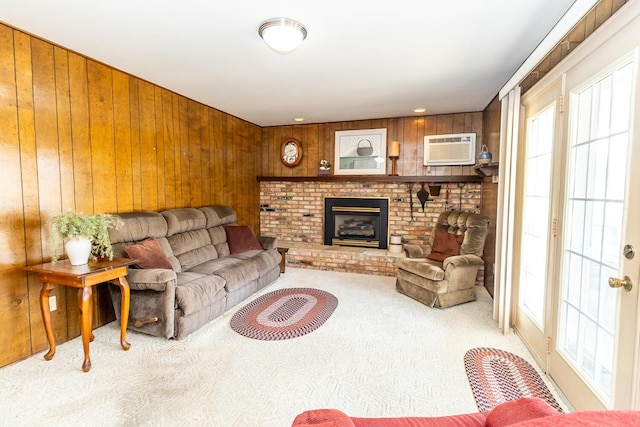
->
[259,180,483,282]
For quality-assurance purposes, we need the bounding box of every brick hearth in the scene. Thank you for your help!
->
[259,180,483,280]
[283,244,403,277]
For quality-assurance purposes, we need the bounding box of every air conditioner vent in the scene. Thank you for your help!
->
[423,133,476,166]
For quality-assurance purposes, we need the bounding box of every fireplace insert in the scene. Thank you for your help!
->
[324,198,389,249]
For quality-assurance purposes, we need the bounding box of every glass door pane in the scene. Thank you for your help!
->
[558,61,633,403]
[519,105,555,327]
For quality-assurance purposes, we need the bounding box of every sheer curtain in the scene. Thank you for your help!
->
[492,0,608,335]
[494,87,521,334]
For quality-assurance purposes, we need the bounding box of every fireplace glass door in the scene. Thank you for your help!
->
[333,207,380,248]
[324,198,389,249]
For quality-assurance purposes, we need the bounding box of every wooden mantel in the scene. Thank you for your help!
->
[257,175,482,183]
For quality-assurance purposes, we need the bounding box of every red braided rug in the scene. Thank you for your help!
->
[464,347,563,413]
[230,288,338,340]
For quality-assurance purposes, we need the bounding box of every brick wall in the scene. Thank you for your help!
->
[260,180,482,248]
[260,180,483,280]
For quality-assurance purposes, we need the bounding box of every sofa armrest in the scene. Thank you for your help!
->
[259,236,277,250]
[442,255,484,290]
[485,397,559,426]
[126,268,177,292]
[404,244,432,258]
[443,254,484,269]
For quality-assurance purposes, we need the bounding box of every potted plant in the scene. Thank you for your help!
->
[49,211,123,265]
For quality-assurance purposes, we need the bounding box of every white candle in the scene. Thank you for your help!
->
[389,140,400,157]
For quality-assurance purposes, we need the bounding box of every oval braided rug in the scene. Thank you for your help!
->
[230,288,338,340]
[464,347,564,413]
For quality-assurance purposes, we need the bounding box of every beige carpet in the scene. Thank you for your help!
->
[1,268,567,426]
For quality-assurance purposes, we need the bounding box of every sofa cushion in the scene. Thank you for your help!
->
[427,229,464,262]
[190,258,260,292]
[200,205,237,227]
[229,249,281,273]
[169,229,218,270]
[217,262,260,292]
[187,257,258,292]
[109,212,182,272]
[188,257,243,275]
[109,211,168,242]
[486,398,559,427]
[224,225,262,254]
[162,208,219,271]
[162,208,207,237]
[176,271,207,286]
[208,226,231,257]
[437,210,461,233]
[175,274,226,316]
[200,206,236,257]
[123,237,173,269]
[396,257,445,281]
[432,211,489,258]
[461,214,490,257]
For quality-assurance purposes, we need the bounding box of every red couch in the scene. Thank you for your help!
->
[292,397,640,427]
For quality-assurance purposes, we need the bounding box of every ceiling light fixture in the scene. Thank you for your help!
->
[413,108,426,113]
[293,117,305,122]
[259,18,307,54]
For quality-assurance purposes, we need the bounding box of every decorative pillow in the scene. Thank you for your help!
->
[123,237,173,269]
[224,225,262,254]
[427,229,464,262]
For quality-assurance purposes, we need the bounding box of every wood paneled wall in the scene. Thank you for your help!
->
[262,112,497,295]
[520,0,628,94]
[0,23,262,367]
[261,113,483,177]
[481,95,501,297]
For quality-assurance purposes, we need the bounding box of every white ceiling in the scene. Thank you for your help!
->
[1,0,576,127]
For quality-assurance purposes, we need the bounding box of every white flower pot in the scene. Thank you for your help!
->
[65,237,92,265]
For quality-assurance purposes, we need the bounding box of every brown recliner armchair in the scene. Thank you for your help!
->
[396,210,489,308]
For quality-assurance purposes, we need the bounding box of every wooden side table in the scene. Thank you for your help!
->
[24,258,136,372]
[277,247,289,273]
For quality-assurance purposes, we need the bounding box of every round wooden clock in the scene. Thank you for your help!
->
[281,138,302,167]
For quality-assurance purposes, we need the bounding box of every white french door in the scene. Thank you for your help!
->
[513,10,640,410]
[515,79,562,368]
[550,49,640,411]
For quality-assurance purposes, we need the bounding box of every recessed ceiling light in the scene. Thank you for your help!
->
[413,108,426,113]
[293,117,305,122]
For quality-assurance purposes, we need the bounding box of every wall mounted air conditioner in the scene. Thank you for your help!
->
[423,133,476,166]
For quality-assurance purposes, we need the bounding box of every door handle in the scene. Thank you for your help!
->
[608,276,633,292]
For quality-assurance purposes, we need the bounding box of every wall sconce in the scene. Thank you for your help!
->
[259,18,307,54]
[388,140,400,176]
